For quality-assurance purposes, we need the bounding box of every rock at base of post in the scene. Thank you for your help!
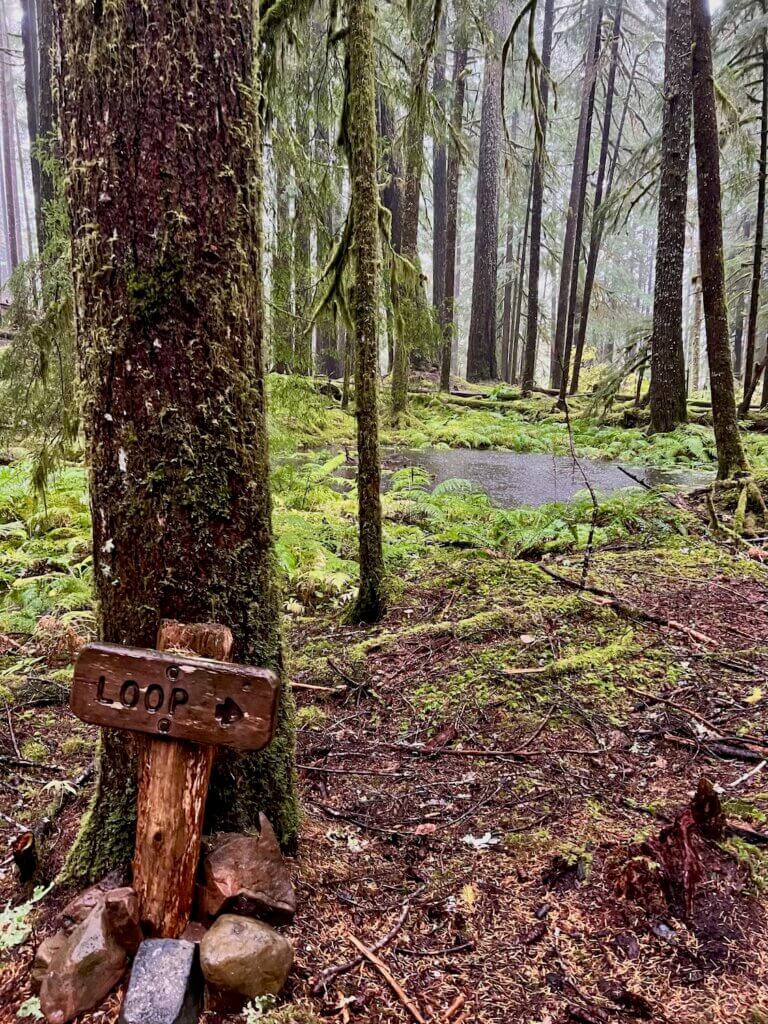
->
[119,939,202,1024]
[200,915,293,1010]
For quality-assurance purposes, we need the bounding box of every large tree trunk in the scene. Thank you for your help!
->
[690,253,702,394]
[510,164,534,386]
[649,0,691,432]
[521,0,555,395]
[570,0,624,394]
[691,0,748,477]
[20,0,41,249]
[55,0,298,881]
[346,0,386,623]
[377,92,401,373]
[293,30,313,374]
[740,13,767,415]
[0,5,21,273]
[500,214,515,384]
[432,11,448,318]
[552,0,602,398]
[272,141,295,371]
[390,19,434,415]
[466,3,506,382]
[440,38,468,393]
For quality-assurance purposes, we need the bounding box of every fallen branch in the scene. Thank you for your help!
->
[537,565,715,645]
[311,900,411,996]
[663,732,768,763]
[348,933,427,1024]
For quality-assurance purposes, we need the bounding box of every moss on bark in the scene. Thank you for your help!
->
[55,0,298,879]
[345,0,386,622]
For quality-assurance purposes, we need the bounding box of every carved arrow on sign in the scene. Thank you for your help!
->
[71,642,278,751]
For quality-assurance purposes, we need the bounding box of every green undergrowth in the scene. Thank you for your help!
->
[390,393,768,471]
[266,373,768,472]
[0,447,702,643]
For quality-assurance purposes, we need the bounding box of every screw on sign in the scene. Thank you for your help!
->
[70,620,279,938]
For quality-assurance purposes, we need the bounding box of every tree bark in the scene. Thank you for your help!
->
[570,0,624,394]
[377,92,401,373]
[272,139,294,371]
[553,0,602,398]
[740,13,767,415]
[466,3,507,382]
[346,0,386,622]
[691,0,748,476]
[20,0,41,249]
[55,0,298,881]
[521,0,555,395]
[501,214,515,383]
[0,4,20,272]
[440,39,468,392]
[432,11,448,317]
[510,164,534,385]
[391,19,434,414]
[649,0,691,432]
[293,29,313,374]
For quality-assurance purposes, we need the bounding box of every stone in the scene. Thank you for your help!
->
[59,871,126,931]
[200,815,295,925]
[40,904,127,1024]
[31,933,68,993]
[119,939,202,1024]
[180,922,207,945]
[200,915,292,1005]
[104,888,142,955]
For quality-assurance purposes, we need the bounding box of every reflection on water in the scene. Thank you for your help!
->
[381,448,712,509]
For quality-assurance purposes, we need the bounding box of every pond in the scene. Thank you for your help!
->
[382,448,713,509]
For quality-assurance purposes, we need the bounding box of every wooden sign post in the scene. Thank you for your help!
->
[71,620,279,937]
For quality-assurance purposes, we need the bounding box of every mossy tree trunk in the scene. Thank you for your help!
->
[649,0,691,433]
[740,10,767,415]
[346,0,386,623]
[521,0,555,395]
[570,0,623,395]
[552,0,602,400]
[466,0,507,383]
[390,3,437,417]
[432,11,448,318]
[691,0,748,477]
[440,35,468,392]
[55,0,298,882]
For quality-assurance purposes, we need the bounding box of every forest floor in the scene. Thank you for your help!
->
[2,384,768,1024]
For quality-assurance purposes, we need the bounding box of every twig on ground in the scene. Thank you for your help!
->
[4,701,20,758]
[347,933,428,1024]
[396,942,475,958]
[730,760,767,788]
[444,993,467,1019]
[623,684,721,733]
[311,899,411,996]
[291,680,347,693]
[0,754,65,772]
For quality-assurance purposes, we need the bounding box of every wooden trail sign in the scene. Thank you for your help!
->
[72,641,278,751]
[71,620,280,938]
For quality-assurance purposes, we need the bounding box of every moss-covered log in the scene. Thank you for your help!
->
[55,0,298,880]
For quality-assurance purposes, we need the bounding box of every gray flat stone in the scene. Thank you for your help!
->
[119,939,202,1024]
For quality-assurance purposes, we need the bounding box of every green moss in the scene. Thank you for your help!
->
[723,837,768,893]
[61,736,90,757]
[20,739,48,763]
[296,705,327,730]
